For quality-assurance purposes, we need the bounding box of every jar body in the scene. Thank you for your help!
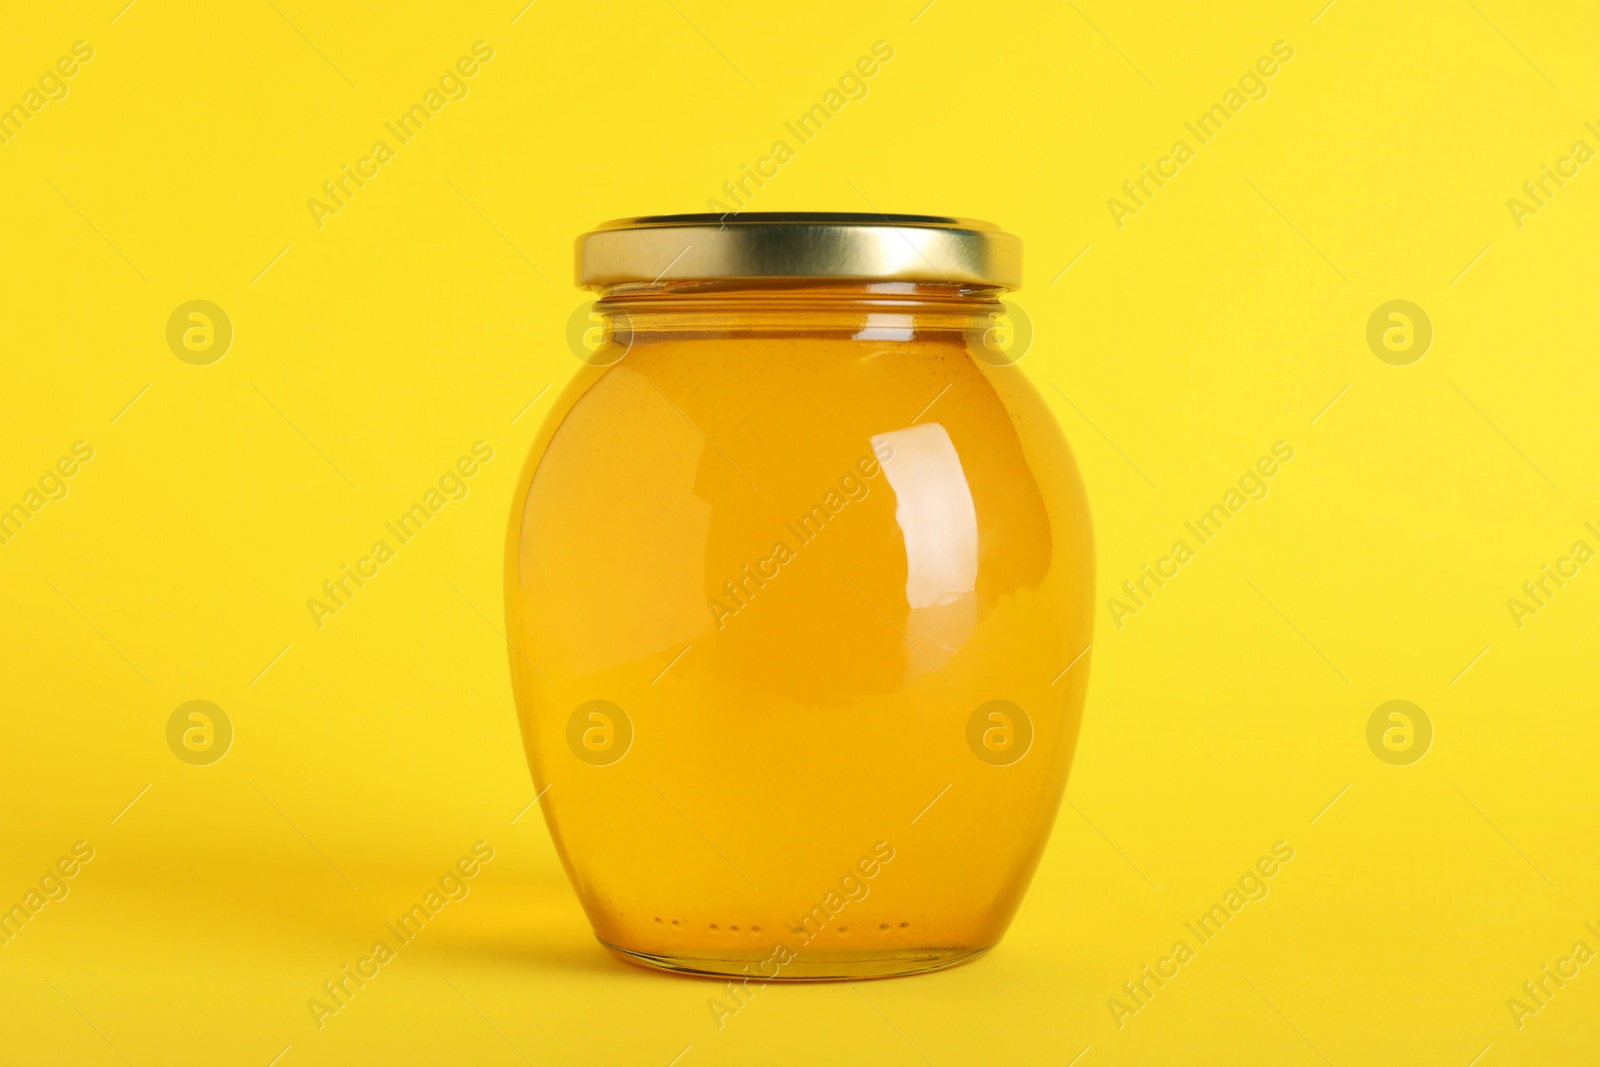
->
[505,285,1094,979]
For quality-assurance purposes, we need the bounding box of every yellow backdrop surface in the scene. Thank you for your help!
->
[3,1,1598,1064]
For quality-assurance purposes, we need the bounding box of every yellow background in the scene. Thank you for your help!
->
[3,0,1598,1063]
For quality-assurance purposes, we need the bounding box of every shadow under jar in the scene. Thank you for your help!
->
[505,213,1094,980]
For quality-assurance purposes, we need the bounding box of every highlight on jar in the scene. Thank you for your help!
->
[504,213,1094,980]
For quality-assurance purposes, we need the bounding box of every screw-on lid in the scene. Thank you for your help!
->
[575,212,1022,290]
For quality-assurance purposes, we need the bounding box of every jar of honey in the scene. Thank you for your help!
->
[505,213,1094,979]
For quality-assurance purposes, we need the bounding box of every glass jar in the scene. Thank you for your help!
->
[505,214,1094,979]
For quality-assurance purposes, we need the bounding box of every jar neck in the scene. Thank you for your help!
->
[593,280,1006,339]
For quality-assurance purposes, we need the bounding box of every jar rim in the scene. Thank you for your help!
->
[575,212,1022,291]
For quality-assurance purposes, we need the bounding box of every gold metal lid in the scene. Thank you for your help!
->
[575,213,1022,290]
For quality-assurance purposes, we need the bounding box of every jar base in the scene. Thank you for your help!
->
[599,939,994,981]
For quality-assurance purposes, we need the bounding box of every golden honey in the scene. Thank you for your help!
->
[506,216,1093,979]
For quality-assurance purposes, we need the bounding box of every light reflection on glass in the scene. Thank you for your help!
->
[871,422,979,676]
